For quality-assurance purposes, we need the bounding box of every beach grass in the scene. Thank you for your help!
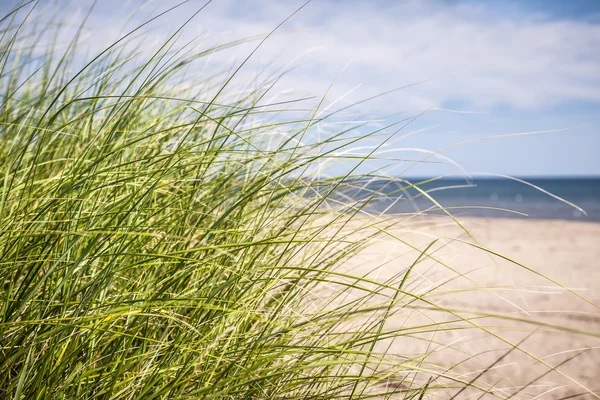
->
[0,2,598,399]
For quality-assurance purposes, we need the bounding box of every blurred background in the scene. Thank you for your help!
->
[3,0,599,219]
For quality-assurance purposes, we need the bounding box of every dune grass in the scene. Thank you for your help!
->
[1,2,598,399]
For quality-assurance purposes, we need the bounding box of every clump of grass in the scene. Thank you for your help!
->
[1,2,598,399]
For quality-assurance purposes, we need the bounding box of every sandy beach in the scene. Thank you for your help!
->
[326,216,600,399]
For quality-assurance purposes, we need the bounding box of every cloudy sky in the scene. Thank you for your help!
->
[3,0,600,176]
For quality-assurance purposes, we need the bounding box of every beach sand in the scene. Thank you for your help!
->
[323,216,600,399]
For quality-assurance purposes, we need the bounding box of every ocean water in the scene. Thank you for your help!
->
[330,177,600,222]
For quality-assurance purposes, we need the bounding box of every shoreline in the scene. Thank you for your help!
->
[361,211,600,224]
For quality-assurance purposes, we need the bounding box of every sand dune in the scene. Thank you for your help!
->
[331,216,600,399]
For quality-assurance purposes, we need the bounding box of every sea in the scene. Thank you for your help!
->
[327,177,600,222]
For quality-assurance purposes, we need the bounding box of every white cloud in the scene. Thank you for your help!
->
[9,0,600,112]
[179,0,600,111]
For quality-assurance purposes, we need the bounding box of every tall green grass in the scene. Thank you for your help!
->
[1,2,598,399]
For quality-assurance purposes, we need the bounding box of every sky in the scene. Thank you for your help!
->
[2,0,600,177]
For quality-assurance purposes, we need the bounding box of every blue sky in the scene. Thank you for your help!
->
[3,0,599,177]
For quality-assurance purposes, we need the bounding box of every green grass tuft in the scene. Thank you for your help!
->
[0,2,598,399]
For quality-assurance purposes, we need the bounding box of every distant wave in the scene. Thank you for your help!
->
[317,177,600,221]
